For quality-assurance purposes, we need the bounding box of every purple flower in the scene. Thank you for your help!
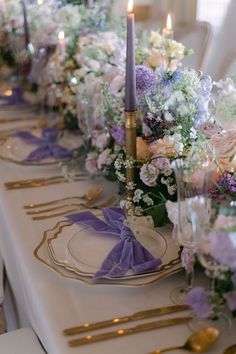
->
[185,287,213,318]
[218,173,236,194]
[136,65,157,97]
[210,231,236,270]
[224,291,236,311]
[92,133,109,150]
[111,125,125,145]
[152,157,170,171]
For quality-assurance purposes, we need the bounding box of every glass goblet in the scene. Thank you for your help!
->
[169,159,209,304]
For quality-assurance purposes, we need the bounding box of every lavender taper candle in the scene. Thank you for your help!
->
[125,0,137,112]
[125,0,137,202]
[21,0,30,47]
[87,0,94,8]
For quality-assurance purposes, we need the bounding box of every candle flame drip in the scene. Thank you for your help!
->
[127,0,134,13]
[167,14,172,30]
[58,31,65,41]
[4,90,13,97]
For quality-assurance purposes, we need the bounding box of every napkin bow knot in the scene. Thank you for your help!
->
[12,127,72,162]
[66,208,161,279]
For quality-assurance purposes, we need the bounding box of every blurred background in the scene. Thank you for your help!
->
[113,0,235,79]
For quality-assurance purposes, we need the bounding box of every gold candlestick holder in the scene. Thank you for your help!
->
[125,111,137,202]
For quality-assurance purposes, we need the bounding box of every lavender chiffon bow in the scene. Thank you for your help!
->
[66,208,161,279]
[0,87,28,106]
[12,127,72,162]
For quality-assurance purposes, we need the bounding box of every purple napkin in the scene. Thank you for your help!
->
[66,208,162,279]
[0,87,28,106]
[12,127,73,162]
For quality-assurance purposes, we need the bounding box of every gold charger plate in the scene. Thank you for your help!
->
[34,219,182,287]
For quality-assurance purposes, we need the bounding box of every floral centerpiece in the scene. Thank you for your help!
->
[46,25,203,227]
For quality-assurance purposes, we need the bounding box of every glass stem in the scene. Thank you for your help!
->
[185,266,194,292]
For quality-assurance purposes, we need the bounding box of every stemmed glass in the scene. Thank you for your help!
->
[170,159,209,304]
[189,199,235,331]
[77,91,106,142]
[197,200,236,288]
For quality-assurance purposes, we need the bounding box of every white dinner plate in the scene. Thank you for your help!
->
[48,221,168,279]
[0,129,80,165]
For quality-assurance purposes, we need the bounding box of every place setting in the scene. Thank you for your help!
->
[33,208,182,287]
[0,126,80,166]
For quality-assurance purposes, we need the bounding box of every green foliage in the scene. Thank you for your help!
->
[145,203,169,227]
[64,111,79,130]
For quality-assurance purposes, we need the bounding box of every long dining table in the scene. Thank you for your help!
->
[0,117,235,354]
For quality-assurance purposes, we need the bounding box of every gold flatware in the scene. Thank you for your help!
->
[0,116,36,124]
[27,202,100,215]
[5,173,88,187]
[23,186,103,209]
[5,174,88,190]
[0,121,48,136]
[68,316,193,347]
[224,345,236,354]
[31,196,117,220]
[64,305,189,336]
[148,326,220,354]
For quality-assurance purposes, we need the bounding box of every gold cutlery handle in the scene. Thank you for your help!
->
[32,208,84,220]
[5,177,86,190]
[64,305,189,335]
[148,345,181,354]
[5,174,87,188]
[31,197,117,220]
[68,317,192,347]
[27,202,87,215]
[24,186,102,209]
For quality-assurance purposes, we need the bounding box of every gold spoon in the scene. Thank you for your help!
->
[224,345,236,354]
[148,327,220,354]
[23,186,103,209]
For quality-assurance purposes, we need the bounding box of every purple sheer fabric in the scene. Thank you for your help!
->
[0,87,28,106]
[66,208,161,279]
[12,127,73,162]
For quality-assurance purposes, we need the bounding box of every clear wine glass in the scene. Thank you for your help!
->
[188,199,235,332]
[170,159,209,304]
[197,200,236,288]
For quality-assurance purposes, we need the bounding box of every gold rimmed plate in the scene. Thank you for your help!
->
[0,129,80,166]
[34,217,182,287]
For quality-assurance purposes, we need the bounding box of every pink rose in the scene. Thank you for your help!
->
[140,163,159,187]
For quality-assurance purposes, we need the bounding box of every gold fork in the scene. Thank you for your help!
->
[31,196,117,220]
[23,186,103,209]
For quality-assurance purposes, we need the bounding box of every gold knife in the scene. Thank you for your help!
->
[64,305,189,336]
[68,316,192,347]
[5,173,88,187]
[5,177,87,190]
[0,116,36,124]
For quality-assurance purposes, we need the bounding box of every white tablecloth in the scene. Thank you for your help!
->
[0,128,235,354]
